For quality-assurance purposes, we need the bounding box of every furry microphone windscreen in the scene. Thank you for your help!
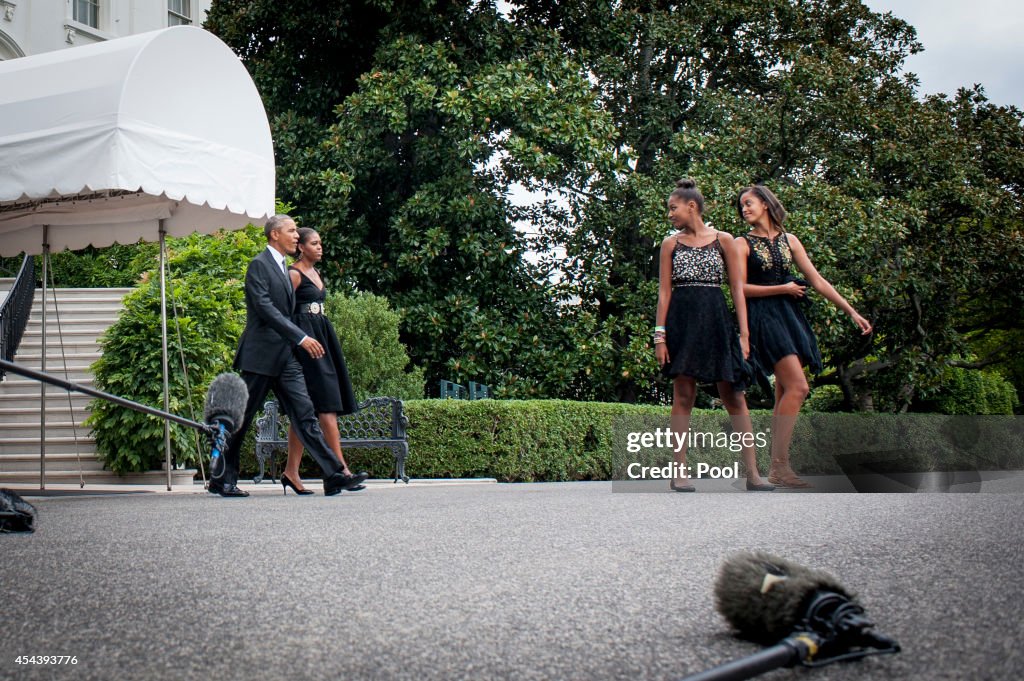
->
[713,551,853,644]
[203,373,248,433]
[0,489,37,533]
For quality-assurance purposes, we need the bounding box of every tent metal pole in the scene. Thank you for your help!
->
[38,228,49,489]
[159,222,172,491]
[39,227,49,489]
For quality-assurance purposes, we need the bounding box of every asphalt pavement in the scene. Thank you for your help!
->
[1,481,1021,680]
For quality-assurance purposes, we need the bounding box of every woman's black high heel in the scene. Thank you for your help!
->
[281,472,314,496]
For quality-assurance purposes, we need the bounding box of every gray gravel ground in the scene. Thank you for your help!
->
[2,482,1022,681]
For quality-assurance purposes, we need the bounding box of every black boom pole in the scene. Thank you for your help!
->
[0,358,213,434]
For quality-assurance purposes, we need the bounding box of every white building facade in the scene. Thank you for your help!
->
[0,0,213,60]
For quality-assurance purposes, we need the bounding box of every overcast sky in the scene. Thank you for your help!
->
[863,0,1023,108]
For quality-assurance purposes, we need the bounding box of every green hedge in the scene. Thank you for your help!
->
[286,400,778,482]
[403,399,651,482]
[277,399,1023,482]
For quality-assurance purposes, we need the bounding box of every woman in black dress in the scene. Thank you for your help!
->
[281,227,363,494]
[655,179,773,492]
[735,185,872,488]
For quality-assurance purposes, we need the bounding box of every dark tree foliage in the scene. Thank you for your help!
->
[205,0,479,197]
[283,20,618,396]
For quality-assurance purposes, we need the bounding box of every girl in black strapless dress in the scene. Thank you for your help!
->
[281,227,363,494]
[735,185,872,488]
[655,179,773,492]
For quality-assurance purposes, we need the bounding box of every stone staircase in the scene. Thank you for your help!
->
[0,280,195,486]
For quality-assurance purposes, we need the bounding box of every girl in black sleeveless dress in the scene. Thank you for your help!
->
[655,179,774,492]
[281,228,363,494]
[735,185,872,488]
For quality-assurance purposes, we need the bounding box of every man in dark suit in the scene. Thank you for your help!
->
[211,215,367,497]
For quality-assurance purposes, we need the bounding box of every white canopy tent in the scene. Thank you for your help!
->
[0,26,275,488]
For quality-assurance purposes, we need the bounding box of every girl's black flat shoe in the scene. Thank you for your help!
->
[746,480,776,491]
[670,481,696,492]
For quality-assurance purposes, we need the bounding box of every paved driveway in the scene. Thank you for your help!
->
[2,482,1021,680]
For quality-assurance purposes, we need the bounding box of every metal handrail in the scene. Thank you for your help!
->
[0,255,35,380]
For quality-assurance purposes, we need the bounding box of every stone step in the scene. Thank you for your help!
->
[11,364,96,377]
[30,295,124,307]
[0,367,94,383]
[29,287,133,301]
[9,350,100,366]
[25,318,119,333]
[21,327,109,343]
[31,288,126,296]
[0,420,94,438]
[0,377,97,395]
[0,453,104,472]
[0,405,92,424]
[30,288,126,301]
[11,350,101,361]
[28,309,123,324]
[11,349,97,361]
[10,353,101,374]
[0,392,93,410]
[0,468,197,485]
[15,338,104,354]
[0,436,98,456]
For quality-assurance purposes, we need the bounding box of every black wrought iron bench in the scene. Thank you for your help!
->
[254,397,410,484]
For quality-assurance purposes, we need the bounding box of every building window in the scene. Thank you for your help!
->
[168,0,191,26]
[73,0,99,28]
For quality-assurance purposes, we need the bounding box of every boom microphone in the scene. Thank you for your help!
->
[681,551,900,681]
[714,550,852,644]
[203,373,248,433]
[202,373,248,479]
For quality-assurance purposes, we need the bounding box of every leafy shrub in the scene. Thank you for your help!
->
[1,243,157,288]
[325,290,424,401]
[46,243,159,287]
[924,366,1020,415]
[803,384,846,412]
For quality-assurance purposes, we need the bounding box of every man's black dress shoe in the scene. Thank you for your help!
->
[208,482,249,497]
[346,471,369,492]
[323,471,370,496]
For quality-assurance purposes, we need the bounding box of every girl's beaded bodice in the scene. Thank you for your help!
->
[671,236,725,287]
[744,233,793,286]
